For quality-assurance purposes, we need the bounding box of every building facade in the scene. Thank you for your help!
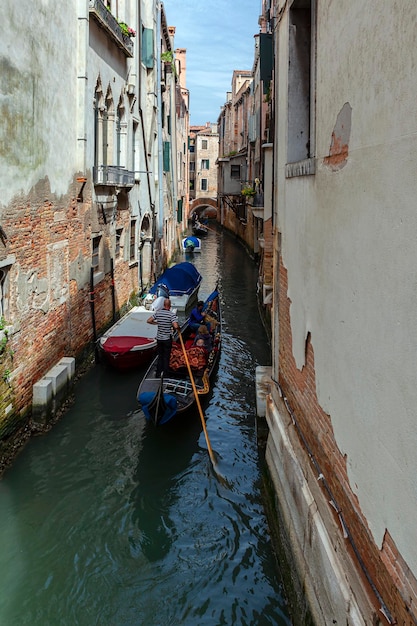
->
[188,123,218,219]
[217,47,274,303]
[0,0,186,449]
[263,0,417,623]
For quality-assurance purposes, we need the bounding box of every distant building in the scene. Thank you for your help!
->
[188,123,219,219]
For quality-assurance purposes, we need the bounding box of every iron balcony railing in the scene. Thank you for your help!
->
[89,0,134,57]
[93,165,135,188]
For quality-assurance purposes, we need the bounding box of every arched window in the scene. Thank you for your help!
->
[116,97,127,168]
[105,88,114,166]
[94,78,105,169]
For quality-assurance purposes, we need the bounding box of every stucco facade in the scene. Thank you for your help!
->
[265,0,417,623]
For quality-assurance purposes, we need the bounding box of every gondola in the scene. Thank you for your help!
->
[192,221,209,237]
[137,289,221,425]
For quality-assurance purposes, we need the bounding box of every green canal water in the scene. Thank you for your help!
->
[0,228,292,625]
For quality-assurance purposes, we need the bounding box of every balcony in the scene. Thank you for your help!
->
[248,192,265,219]
[93,165,135,188]
[89,0,134,57]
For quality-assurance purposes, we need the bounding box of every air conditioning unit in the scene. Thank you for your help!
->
[127,83,135,95]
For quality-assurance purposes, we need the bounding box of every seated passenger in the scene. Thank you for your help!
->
[193,325,212,352]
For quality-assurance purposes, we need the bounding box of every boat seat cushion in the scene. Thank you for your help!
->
[169,342,207,371]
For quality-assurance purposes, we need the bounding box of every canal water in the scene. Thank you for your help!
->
[0,228,292,625]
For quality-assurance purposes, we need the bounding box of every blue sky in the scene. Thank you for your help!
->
[162,0,262,126]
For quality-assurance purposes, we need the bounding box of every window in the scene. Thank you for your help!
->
[189,161,195,172]
[177,199,183,223]
[116,102,127,168]
[105,90,114,167]
[163,141,170,172]
[92,236,101,270]
[94,80,104,171]
[201,159,210,169]
[287,0,316,176]
[201,178,208,191]
[230,164,241,179]
[115,228,123,259]
[142,27,154,68]
[201,139,208,149]
[130,220,136,261]
[190,179,195,190]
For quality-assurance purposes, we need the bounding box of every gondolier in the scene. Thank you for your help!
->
[147,298,179,376]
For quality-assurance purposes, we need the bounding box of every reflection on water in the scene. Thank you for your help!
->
[0,227,290,626]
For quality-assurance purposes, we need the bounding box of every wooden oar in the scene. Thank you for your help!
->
[178,332,217,468]
[203,224,218,234]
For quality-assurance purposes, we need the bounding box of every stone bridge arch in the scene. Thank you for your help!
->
[189,197,218,219]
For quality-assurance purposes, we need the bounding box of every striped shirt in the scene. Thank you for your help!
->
[152,308,178,340]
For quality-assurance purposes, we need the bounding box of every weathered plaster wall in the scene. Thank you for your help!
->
[0,3,79,205]
[272,0,417,621]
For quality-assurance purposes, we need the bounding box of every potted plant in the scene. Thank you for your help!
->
[241,184,256,199]
[118,21,136,37]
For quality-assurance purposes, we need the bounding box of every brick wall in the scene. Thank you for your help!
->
[0,180,139,443]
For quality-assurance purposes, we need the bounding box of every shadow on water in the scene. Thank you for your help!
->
[0,225,292,626]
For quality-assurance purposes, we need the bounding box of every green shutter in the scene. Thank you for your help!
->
[163,141,170,172]
[177,199,183,223]
[142,28,154,68]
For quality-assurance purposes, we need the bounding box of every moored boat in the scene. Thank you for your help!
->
[99,306,158,371]
[137,289,221,425]
[143,261,202,312]
[182,236,202,253]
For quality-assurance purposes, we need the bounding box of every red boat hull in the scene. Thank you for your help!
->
[100,336,157,371]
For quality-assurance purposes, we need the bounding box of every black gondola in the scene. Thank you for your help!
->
[137,289,221,425]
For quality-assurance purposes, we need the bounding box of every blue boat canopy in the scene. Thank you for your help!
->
[149,262,202,297]
[183,236,200,248]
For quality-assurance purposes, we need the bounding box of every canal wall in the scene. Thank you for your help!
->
[256,366,383,625]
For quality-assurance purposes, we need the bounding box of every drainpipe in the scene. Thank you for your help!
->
[156,2,164,253]
[77,4,88,174]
